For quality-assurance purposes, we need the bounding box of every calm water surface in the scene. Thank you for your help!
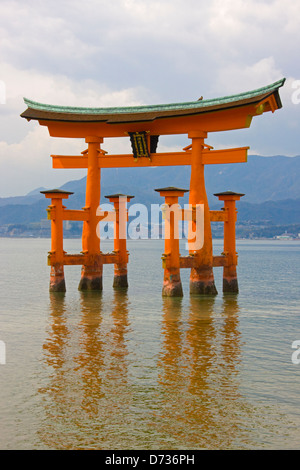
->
[0,238,299,449]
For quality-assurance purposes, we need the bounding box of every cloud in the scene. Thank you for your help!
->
[0,61,155,195]
[211,57,283,95]
[1,61,151,108]
[0,126,85,196]
[0,0,299,196]
[0,59,154,143]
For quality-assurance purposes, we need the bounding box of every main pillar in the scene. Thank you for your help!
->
[188,131,217,295]
[214,191,244,293]
[105,194,134,288]
[41,189,73,292]
[78,136,103,291]
[155,187,188,297]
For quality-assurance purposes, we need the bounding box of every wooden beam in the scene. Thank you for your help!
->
[180,256,196,269]
[96,211,116,222]
[52,146,248,169]
[98,152,191,168]
[210,210,228,222]
[213,255,228,267]
[101,252,121,264]
[62,209,89,221]
[47,252,120,266]
[52,151,192,169]
[202,146,249,165]
[63,253,88,265]
[52,154,88,168]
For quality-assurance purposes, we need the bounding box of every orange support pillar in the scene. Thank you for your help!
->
[105,194,134,288]
[214,191,245,293]
[188,131,217,295]
[155,187,189,297]
[79,136,103,291]
[41,189,73,292]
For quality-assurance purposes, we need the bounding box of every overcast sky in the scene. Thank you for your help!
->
[0,0,299,196]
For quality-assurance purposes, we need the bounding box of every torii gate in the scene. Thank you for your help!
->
[21,78,285,296]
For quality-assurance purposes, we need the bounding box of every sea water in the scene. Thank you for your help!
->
[0,238,299,449]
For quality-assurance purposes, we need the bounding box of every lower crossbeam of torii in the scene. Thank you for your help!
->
[21,78,285,296]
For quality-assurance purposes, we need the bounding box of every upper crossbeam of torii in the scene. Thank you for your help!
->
[20,78,285,296]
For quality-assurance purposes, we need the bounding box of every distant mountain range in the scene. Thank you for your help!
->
[0,155,299,234]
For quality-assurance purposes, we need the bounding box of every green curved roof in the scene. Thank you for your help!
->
[23,79,285,114]
[20,78,285,124]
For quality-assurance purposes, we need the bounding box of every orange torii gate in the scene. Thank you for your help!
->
[21,79,285,296]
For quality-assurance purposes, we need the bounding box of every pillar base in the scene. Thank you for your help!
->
[223,266,238,293]
[162,281,183,297]
[113,274,128,288]
[113,264,128,288]
[78,265,103,291]
[223,277,239,293]
[79,276,102,291]
[49,264,66,293]
[162,270,183,297]
[189,266,218,295]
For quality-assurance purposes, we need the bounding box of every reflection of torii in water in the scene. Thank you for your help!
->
[156,295,244,448]
[21,79,285,296]
[39,290,131,448]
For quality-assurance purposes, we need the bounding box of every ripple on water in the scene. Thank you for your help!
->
[0,239,299,449]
